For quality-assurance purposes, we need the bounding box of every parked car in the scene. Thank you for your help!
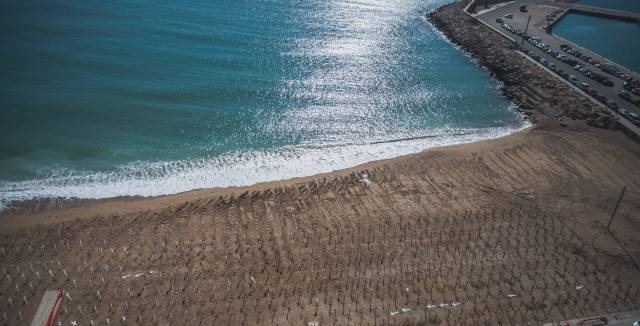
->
[619,91,631,101]
[601,63,618,74]
[496,18,504,24]
[504,13,514,19]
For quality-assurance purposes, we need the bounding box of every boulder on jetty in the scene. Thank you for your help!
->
[426,1,617,129]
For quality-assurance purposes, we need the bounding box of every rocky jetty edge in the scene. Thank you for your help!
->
[427,0,617,129]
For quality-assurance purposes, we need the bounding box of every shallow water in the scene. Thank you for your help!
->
[0,0,526,205]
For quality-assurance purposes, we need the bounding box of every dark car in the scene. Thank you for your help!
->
[619,91,631,101]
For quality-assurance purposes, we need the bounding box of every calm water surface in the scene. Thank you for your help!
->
[554,12,640,72]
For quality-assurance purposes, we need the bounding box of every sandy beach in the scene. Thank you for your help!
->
[2,0,640,325]
[2,118,640,324]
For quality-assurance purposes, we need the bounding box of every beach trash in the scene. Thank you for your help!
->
[361,174,372,187]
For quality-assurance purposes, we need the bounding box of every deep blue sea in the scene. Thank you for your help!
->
[554,12,640,73]
[0,0,526,208]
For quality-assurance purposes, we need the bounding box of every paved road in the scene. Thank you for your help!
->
[474,0,640,126]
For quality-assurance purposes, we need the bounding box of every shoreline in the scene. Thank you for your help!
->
[0,124,532,231]
[0,123,529,220]
[2,1,640,324]
[0,0,629,225]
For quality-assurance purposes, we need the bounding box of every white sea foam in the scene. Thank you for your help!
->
[0,124,528,206]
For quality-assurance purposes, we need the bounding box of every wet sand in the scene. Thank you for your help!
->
[2,1,640,325]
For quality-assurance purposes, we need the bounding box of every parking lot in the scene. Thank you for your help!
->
[474,0,640,127]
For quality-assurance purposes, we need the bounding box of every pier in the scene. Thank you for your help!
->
[473,0,640,137]
[565,4,640,23]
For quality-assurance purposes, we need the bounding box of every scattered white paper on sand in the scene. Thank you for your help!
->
[121,271,157,279]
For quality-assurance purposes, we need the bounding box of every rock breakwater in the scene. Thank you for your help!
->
[427,1,617,129]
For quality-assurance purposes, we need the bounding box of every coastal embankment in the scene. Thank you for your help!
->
[1,1,640,325]
[427,0,617,129]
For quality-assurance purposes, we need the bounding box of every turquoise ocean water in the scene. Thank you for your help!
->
[554,12,640,73]
[0,0,527,208]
